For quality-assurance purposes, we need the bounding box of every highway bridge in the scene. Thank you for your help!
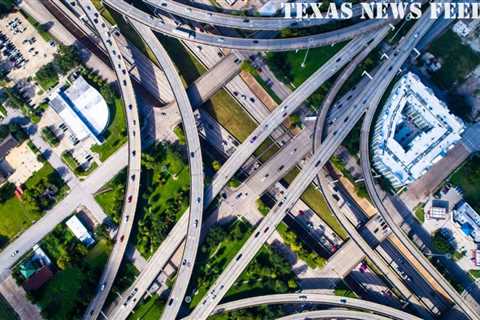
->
[105,31,377,319]
[358,8,480,320]
[212,293,421,320]
[128,19,205,320]
[73,1,142,319]
[104,0,388,51]
[143,0,362,30]
[187,7,447,319]
[277,309,397,320]
[15,1,478,319]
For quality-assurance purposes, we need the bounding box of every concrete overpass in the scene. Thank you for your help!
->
[211,293,421,320]
[74,1,142,319]
[104,0,388,51]
[358,6,480,320]
[144,0,363,30]
[128,20,205,320]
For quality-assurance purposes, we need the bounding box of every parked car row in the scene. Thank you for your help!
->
[0,30,28,69]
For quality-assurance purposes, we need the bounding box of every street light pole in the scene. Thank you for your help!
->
[301,47,310,68]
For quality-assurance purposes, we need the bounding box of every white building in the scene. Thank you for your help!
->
[371,73,464,188]
[49,76,109,144]
[453,202,480,243]
[453,20,472,38]
[65,215,95,247]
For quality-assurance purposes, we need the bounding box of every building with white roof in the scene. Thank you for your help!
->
[453,202,480,243]
[49,76,109,144]
[371,73,464,189]
[453,20,473,38]
[65,215,95,247]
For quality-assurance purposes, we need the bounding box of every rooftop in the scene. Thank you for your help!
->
[65,215,95,247]
[49,76,109,144]
[372,73,464,188]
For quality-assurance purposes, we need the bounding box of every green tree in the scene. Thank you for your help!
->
[211,160,221,172]
[56,45,81,74]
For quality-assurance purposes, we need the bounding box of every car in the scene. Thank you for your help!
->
[299,295,307,300]
[131,174,136,181]
[125,215,129,223]
[128,195,133,203]
[120,235,125,242]
[250,136,257,143]
[10,250,19,257]
[100,283,106,291]
[340,298,347,303]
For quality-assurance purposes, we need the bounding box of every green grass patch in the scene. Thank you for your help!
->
[283,167,348,240]
[241,61,282,104]
[414,204,425,223]
[256,198,270,216]
[469,269,480,279]
[334,280,358,298]
[91,97,127,161]
[173,124,186,145]
[266,43,345,87]
[0,162,68,247]
[41,126,59,147]
[128,295,165,320]
[429,30,480,88]
[187,219,252,308]
[95,169,126,224]
[203,89,256,142]
[277,222,326,269]
[96,143,190,258]
[35,63,58,91]
[61,150,97,177]
[450,155,480,212]
[225,245,299,301]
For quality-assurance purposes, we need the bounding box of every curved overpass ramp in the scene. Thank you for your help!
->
[144,0,362,30]
[277,310,393,320]
[104,0,388,51]
[105,23,377,320]
[212,293,420,320]
[128,19,205,320]
[74,1,142,320]
[187,9,446,318]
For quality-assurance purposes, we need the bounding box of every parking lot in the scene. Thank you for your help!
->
[0,12,56,83]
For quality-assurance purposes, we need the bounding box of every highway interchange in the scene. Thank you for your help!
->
[2,0,480,319]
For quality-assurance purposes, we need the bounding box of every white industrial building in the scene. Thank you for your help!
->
[65,215,95,247]
[49,76,109,144]
[371,73,464,188]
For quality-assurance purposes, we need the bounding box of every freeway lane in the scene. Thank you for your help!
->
[277,310,392,320]
[359,10,480,320]
[311,22,442,317]
[128,20,205,320]
[104,0,388,51]
[212,293,421,320]
[144,0,362,30]
[188,7,440,318]
[106,25,376,320]
[74,1,142,319]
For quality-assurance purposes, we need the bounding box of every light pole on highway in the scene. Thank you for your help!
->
[301,47,310,69]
